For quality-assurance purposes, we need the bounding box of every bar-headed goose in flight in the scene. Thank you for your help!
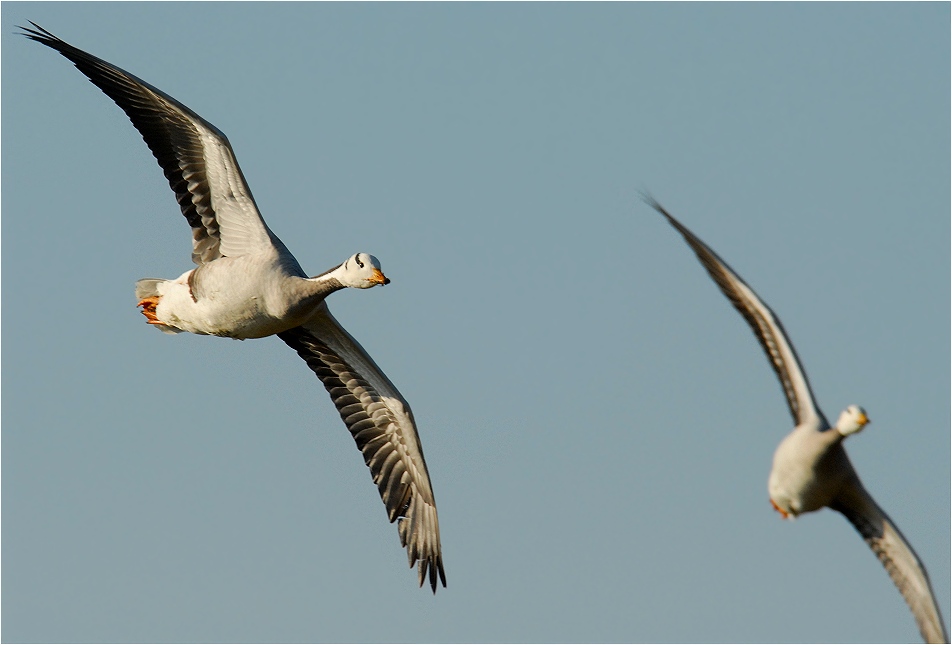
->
[22,23,445,592]
[646,196,947,643]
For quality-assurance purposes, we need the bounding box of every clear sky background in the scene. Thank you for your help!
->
[3,3,949,643]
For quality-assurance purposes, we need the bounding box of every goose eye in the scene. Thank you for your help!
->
[355,256,365,269]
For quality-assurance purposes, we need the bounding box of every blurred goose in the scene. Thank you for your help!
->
[646,196,947,643]
[23,23,445,592]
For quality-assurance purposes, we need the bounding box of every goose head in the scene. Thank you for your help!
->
[835,405,870,436]
[336,253,390,289]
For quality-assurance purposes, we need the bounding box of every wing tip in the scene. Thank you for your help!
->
[415,555,447,594]
[18,21,69,50]
[638,189,667,216]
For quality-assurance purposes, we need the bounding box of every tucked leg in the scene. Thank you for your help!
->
[770,498,790,519]
[137,296,161,324]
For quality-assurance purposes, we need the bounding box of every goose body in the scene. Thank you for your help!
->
[647,196,947,643]
[135,250,375,339]
[24,23,445,592]
[767,410,860,517]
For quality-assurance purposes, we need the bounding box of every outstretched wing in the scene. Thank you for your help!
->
[278,306,445,592]
[831,480,949,643]
[646,195,827,429]
[22,23,277,264]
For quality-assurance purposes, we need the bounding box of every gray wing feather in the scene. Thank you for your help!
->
[646,195,827,429]
[22,23,275,264]
[278,308,445,592]
[831,480,949,643]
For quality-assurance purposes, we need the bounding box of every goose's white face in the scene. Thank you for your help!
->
[338,253,390,289]
[836,404,870,436]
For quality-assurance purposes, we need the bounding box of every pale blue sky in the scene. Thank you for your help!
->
[3,3,949,643]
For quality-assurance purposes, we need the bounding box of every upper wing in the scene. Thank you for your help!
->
[831,480,949,643]
[278,306,446,592]
[22,23,277,264]
[645,195,827,429]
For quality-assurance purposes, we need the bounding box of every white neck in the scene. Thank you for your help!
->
[302,263,349,295]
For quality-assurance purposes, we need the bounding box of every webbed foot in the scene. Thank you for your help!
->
[770,498,790,519]
[137,296,161,324]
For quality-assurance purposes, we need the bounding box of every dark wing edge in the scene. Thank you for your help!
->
[20,22,249,265]
[278,320,446,593]
[643,194,826,428]
[831,481,949,644]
